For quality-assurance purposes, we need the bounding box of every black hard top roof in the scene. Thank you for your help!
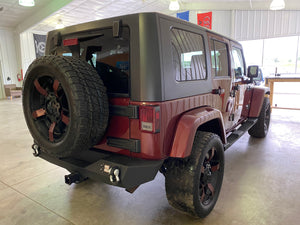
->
[48,12,240,45]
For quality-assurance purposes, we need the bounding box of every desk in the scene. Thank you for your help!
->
[265,76,300,110]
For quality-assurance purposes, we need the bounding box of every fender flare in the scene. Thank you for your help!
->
[169,107,226,158]
[249,86,270,118]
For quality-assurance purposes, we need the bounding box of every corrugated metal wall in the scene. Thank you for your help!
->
[234,10,300,41]
[212,10,232,38]
[186,10,300,41]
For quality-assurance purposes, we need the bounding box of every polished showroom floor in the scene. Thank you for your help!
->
[0,98,299,225]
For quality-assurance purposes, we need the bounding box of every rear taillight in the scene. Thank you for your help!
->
[139,106,160,133]
[63,38,78,46]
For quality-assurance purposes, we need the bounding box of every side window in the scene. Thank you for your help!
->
[171,28,207,82]
[232,47,245,78]
[210,40,229,77]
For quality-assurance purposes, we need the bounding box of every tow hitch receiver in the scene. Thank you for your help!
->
[65,173,87,185]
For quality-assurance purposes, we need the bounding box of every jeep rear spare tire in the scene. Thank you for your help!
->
[22,56,109,157]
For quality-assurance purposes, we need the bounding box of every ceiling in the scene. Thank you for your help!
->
[31,0,171,33]
[0,0,300,33]
[0,0,52,28]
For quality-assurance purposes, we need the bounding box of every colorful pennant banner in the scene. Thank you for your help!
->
[197,12,212,30]
[176,11,189,22]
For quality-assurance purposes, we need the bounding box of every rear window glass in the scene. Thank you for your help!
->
[57,27,130,96]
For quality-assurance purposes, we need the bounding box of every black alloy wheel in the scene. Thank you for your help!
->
[31,76,70,143]
[199,146,221,206]
[248,97,271,138]
[165,131,224,218]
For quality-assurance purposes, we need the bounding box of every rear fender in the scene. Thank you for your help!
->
[169,107,226,158]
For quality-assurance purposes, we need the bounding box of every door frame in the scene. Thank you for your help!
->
[207,32,234,130]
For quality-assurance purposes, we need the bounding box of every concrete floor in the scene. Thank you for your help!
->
[0,98,300,225]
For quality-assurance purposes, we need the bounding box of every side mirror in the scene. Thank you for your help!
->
[247,65,259,78]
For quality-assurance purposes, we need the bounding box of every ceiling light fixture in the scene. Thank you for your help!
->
[270,0,285,10]
[55,19,65,29]
[169,0,180,11]
[19,0,35,7]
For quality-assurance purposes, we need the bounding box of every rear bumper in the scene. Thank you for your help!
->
[38,148,163,189]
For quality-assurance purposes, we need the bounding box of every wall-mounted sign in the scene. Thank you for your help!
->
[33,34,46,58]
[197,12,212,30]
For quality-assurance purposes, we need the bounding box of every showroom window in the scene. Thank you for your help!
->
[171,28,207,81]
[240,39,263,67]
[241,36,300,75]
[263,36,298,74]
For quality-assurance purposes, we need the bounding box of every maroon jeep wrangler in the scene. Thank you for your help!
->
[22,13,270,218]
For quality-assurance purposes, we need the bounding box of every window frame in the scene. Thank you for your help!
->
[231,46,246,79]
[210,39,230,78]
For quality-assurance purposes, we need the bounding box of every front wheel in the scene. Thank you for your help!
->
[165,131,224,218]
[248,97,271,138]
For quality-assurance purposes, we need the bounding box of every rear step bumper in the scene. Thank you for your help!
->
[36,148,163,189]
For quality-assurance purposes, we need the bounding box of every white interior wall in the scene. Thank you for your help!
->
[0,0,72,99]
[0,29,21,89]
[0,61,5,99]
[20,31,37,76]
